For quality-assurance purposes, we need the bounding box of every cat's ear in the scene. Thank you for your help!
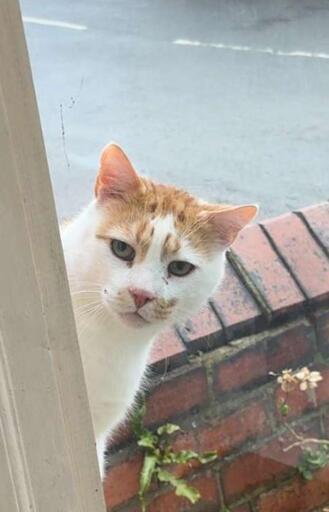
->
[201,204,258,247]
[95,143,140,199]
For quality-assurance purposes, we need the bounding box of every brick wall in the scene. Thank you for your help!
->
[104,203,329,512]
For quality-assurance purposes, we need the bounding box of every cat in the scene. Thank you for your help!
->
[61,143,258,479]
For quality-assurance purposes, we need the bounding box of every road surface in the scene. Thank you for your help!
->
[21,0,329,220]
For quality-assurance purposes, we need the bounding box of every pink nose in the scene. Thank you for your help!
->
[129,287,155,309]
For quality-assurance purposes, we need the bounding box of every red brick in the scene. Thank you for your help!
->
[267,323,315,371]
[262,213,329,302]
[149,328,187,369]
[171,429,200,454]
[232,224,304,316]
[275,386,313,421]
[222,433,303,503]
[211,262,263,340]
[299,203,329,253]
[257,466,329,512]
[169,401,269,480]
[146,472,219,512]
[144,367,208,426]
[166,430,201,480]
[104,453,143,508]
[232,505,251,512]
[215,347,265,394]
[323,410,329,437]
[214,321,315,394]
[313,309,329,356]
[178,304,224,352]
[196,401,270,457]
[316,367,329,406]
[169,457,202,481]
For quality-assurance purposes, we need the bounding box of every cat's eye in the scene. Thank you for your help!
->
[111,239,135,262]
[168,260,195,277]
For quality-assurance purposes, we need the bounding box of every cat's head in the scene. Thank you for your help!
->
[88,143,257,330]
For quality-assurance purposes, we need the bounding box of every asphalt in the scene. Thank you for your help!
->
[21,0,329,221]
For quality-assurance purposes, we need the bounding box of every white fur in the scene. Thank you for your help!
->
[61,200,225,478]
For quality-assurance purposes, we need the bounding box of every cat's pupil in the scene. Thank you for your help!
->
[118,241,127,251]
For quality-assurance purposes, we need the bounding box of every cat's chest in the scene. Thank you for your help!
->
[76,316,152,403]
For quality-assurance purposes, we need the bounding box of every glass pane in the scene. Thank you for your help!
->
[22,1,329,510]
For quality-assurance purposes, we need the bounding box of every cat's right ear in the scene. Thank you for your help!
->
[95,143,140,199]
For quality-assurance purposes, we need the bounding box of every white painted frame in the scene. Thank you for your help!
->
[0,1,106,510]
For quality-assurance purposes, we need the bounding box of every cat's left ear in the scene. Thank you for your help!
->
[95,143,140,199]
[201,204,259,247]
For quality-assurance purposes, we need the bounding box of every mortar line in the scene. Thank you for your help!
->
[226,250,272,321]
[259,222,309,301]
[294,209,329,260]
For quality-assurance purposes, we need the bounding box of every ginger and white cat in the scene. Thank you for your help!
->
[61,143,257,478]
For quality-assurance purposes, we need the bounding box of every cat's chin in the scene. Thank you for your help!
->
[117,311,151,329]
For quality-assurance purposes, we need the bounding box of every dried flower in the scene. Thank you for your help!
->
[277,369,298,393]
[295,367,323,391]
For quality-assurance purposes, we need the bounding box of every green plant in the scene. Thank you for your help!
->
[272,367,329,481]
[131,404,217,512]
[298,445,329,480]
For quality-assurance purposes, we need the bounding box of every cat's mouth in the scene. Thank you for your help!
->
[118,311,151,328]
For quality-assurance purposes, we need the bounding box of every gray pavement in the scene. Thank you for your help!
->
[21,0,329,221]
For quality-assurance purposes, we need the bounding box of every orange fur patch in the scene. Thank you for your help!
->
[96,177,223,259]
[95,144,257,257]
[162,233,181,260]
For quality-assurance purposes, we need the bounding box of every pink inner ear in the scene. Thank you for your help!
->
[95,143,140,198]
[203,204,258,246]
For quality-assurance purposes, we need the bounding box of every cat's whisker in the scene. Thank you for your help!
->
[67,274,103,282]
[67,277,104,287]
[74,304,103,318]
[71,290,101,296]
[75,302,103,315]
[73,297,102,306]
[71,286,103,291]
[77,304,105,338]
[76,310,100,334]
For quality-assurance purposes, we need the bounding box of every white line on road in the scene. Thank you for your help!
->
[173,39,329,60]
[23,16,87,31]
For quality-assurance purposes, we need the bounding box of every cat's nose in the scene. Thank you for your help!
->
[128,287,155,309]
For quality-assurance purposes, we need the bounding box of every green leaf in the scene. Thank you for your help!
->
[314,352,328,366]
[132,411,218,511]
[139,454,157,495]
[157,470,201,504]
[175,482,200,504]
[279,403,290,417]
[139,495,147,512]
[304,470,314,481]
[168,450,199,464]
[195,451,218,464]
[157,423,182,436]
[298,446,329,481]
[168,450,217,465]
[156,469,179,487]
[137,431,158,450]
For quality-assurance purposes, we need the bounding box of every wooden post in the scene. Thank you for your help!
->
[0,2,106,511]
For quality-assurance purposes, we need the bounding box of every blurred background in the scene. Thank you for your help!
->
[21,0,329,221]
